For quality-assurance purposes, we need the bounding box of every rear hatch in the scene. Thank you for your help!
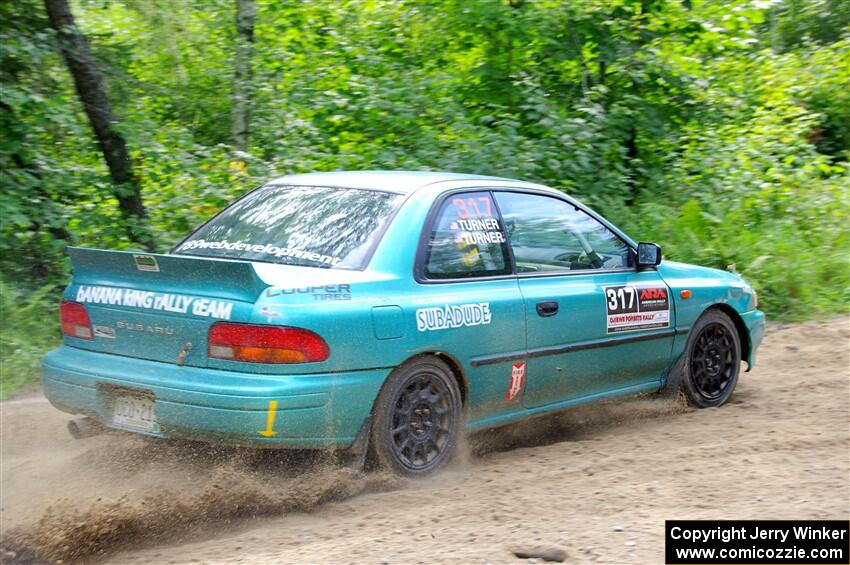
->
[65,247,269,368]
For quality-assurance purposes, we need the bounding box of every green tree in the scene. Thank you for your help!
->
[43,0,155,250]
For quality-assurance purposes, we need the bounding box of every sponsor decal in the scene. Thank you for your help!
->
[75,285,234,320]
[267,284,352,301]
[505,362,526,401]
[93,325,116,339]
[604,285,670,333]
[133,254,159,272]
[637,287,669,311]
[178,239,341,266]
[117,320,175,335]
[416,302,491,332]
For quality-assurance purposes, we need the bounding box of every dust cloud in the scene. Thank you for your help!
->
[1,431,397,563]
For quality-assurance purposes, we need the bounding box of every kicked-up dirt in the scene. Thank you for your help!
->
[1,316,848,564]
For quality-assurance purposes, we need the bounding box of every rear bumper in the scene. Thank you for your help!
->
[41,346,389,448]
[742,309,766,369]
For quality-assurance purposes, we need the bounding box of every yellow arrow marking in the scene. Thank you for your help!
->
[259,400,279,437]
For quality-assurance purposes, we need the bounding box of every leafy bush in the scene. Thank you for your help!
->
[0,279,60,399]
[612,40,850,320]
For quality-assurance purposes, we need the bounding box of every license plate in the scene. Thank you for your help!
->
[111,394,157,433]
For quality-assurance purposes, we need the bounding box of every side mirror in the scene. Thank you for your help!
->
[637,242,662,268]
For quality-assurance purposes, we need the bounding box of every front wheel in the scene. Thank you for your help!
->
[369,357,462,477]
[666,310,742,408]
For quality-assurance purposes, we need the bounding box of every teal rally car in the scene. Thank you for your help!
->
[43,171,765,476]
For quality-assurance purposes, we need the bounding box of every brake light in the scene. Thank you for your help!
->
[60,301,93,340]
[208,322,330,364]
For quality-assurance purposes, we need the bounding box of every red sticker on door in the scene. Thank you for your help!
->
[505,362,527,401]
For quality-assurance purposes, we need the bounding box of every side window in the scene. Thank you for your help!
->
[494,192,633,273]
[424,191,511,279]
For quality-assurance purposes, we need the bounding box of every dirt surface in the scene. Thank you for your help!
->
[1,316,848,564]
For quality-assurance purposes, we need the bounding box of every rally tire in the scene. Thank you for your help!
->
[369,357,462,477]
[672,310,742,408]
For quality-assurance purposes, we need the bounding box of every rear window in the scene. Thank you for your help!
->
[174,185,403,269]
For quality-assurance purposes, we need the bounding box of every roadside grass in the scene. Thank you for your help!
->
[0,280,59,400]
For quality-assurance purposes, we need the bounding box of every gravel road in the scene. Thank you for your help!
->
[1,316,847,564]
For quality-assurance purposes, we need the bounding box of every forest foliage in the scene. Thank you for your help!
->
[1,1,848,386]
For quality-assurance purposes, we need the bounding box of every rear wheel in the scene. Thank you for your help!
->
[664,310,742,408]
[370,357,462,477]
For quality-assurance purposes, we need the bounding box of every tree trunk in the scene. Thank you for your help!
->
[43,0,155,250]
[623,125,640,206]
[232,0,256,151]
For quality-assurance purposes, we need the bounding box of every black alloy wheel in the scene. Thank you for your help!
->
[680,310,742,408]
[689,322,736,401]
[370,357,462,476]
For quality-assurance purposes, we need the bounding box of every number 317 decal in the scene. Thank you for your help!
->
[604,285,670,334]
[606,286,637,312]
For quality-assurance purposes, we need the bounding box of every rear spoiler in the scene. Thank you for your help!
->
[67,247,269,303]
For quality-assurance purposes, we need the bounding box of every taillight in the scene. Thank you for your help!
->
[208,322,330,364]
[60,301,93,340]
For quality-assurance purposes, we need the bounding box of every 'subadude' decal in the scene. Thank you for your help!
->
[604,285,670,333]
[415,302,491,332]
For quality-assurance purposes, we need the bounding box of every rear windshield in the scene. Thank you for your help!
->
[174,185,403,269]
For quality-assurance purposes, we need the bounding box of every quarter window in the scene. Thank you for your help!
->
[494,192,633,273]
[424,192,511,279]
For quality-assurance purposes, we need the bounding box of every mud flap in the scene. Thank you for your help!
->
[340,415,371,471]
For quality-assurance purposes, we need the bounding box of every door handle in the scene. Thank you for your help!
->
[536,300,559,317]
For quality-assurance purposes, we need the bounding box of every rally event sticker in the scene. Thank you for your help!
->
[604,285,670,333]
[505,362,527,402]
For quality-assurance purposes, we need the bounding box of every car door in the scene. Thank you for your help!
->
[493,190,675,408]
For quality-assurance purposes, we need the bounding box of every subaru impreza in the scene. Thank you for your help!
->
[43,171,765,476]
